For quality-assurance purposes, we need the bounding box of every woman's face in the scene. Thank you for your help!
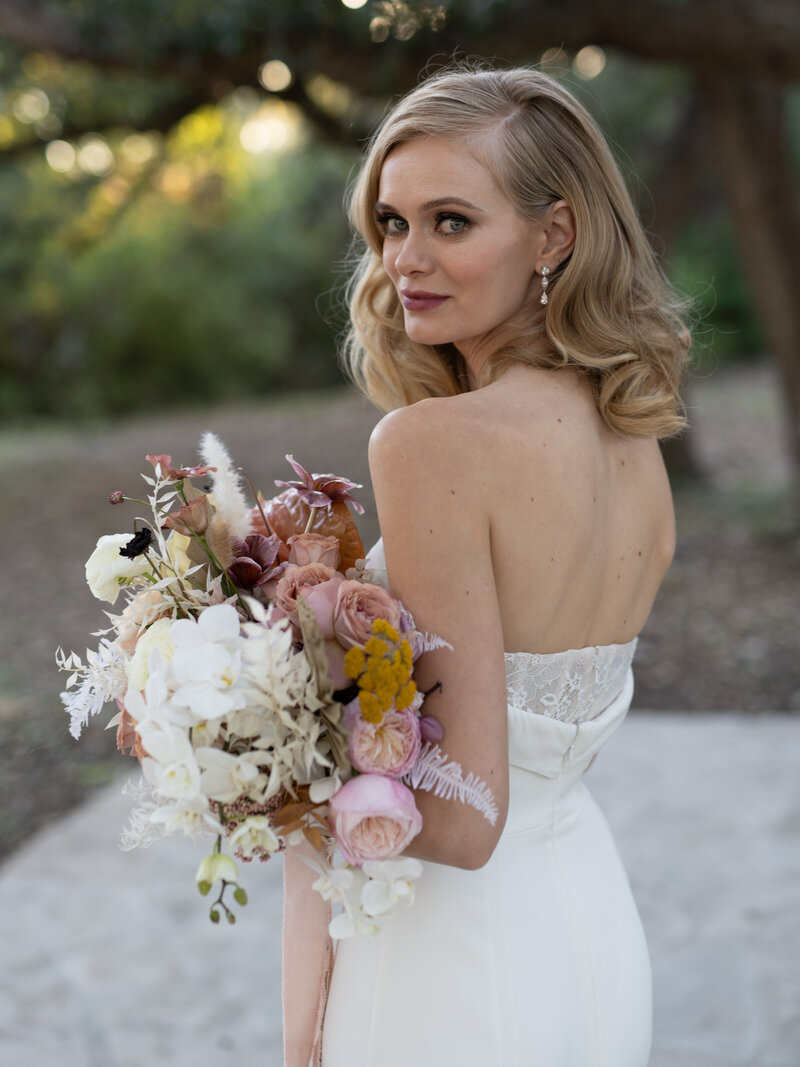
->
[376,136,544,367]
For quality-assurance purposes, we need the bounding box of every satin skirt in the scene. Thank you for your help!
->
[321,778,651,1067]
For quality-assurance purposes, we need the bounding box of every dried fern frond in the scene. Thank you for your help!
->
[403,742,499,826]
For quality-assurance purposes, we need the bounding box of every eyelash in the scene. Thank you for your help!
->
[375,212,470,237]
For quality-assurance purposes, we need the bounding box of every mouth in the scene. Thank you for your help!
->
[401,289,450,311]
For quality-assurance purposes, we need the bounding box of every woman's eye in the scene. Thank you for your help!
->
[437,214,469,235]
[376,214,407,235]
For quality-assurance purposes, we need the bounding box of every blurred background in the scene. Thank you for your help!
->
[0,0,798,861]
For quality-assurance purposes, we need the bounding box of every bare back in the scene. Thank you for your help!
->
[449,363,675,654]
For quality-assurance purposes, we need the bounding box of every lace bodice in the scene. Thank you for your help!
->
[504,641,637,725]
[364,538,636,726]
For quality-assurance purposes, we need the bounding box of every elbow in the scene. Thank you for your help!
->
[456,838,499,871]
[453,808,508,871]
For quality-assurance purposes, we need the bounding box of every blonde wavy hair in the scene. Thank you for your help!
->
[342,63,689,439]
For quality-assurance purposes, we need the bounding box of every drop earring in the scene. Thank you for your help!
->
[540,265,550,306]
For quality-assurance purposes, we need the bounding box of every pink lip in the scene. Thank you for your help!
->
[401,289,449,311]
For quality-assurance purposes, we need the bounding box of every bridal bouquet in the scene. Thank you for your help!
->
[57,435,498,937]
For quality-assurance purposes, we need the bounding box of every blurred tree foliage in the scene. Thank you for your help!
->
[0,0,796,437]
[0,108,354,417]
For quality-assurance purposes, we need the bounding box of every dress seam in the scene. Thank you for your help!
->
[365,900,385,1064]
[485,860,505,1065]
[550,768,602,1066]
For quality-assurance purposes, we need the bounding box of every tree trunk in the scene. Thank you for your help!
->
[644,90,708,483]
[699,74,800,487]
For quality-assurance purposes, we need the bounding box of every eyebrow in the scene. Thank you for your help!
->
[374,197,484,213]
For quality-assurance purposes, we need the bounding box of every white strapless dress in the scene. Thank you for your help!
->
[321,541,652,1067]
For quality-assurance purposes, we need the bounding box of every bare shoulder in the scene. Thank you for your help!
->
[369,394,478,467]
[368,387,534,490]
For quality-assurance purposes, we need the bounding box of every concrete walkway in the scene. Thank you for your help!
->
[1,713,797,1067]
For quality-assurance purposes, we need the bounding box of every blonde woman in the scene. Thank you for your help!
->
[322,64,687,1067]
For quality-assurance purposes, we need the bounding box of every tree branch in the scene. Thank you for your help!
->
[1,0,799,92]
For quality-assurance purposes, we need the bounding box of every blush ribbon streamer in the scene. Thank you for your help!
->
[282,837,334,1067]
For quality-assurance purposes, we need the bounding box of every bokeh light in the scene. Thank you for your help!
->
[341,0,368,8]
[573,46,607,80]
[258,60,293,93]
[122,132,158,164]
[13,88,50,124]
[159,162,193,202]
[45,139,76,173]
[540,47,570,76]
[76,135,114,176]
[305,73,355,118]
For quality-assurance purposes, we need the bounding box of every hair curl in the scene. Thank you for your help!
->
[341,63,689,439]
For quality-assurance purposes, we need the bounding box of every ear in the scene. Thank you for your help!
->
[540,199,575,266]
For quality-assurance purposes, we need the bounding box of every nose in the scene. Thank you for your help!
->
[391,227,432,277]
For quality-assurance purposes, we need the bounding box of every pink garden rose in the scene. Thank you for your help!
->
[328,774,422,866]
[333,580,402,650]
[287,533,340,569]
[295,573,345,639]
[346,702,421,777]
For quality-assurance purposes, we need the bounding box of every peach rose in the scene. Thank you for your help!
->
[274,564,338,625]
[287,533,340,569]
[346,703,421,777]
[328,774,422,866]
[333,580,402,650]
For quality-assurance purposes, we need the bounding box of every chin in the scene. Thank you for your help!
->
[402,316,453,347]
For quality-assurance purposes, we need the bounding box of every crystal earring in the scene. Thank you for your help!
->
[540,265,550,306]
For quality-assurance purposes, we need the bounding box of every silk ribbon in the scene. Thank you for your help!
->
[282,838,334,1067]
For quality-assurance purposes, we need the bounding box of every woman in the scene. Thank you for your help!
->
[321,64,687,1066]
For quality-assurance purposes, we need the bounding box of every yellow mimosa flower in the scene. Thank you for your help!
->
[344,646,366,679]
[395,681,417,710]
[359,690,383,723]
[365,636,390,658]
[372,618,400,644]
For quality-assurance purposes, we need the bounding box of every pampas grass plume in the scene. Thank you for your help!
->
[199,432,252,540]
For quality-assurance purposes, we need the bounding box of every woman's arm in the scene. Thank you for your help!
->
[368,398,510,870]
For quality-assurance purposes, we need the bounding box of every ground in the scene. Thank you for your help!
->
[0,361,796,863]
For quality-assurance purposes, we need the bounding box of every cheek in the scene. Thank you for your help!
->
[382,246,398,281]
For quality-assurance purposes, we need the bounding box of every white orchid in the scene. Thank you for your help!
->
[329,909,379,939]
[138,720,202,801]
[196,851,239,891]
[229,816,280,858]
[147,795,222,838]
[360,858,424,917]
[194,746,268,803]
[302,856,377,938]
[169,604,248,721]
[308,862,360,905]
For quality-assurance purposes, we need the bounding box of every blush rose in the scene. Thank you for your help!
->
[333,580,402,650]
[346,702,421,778]
[328,774,422,866]
[287,533,340,568]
